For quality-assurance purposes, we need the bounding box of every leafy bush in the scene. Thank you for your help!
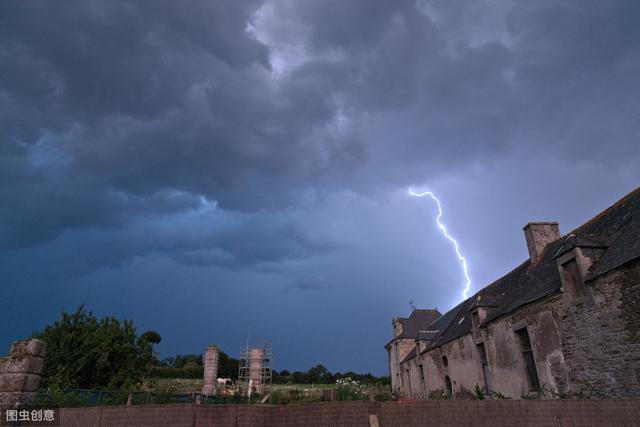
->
[474,384,486,400]
[36,306,160,390]
[335,377,365,401]
[373,390,396,401]
[487,390,510,399]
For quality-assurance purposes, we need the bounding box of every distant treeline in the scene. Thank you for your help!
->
[34,306,388,390]
[273,365,389,385]
[151,352,238,379]
[153,354,389,385]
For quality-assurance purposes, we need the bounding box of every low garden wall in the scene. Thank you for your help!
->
[58,399,640,426]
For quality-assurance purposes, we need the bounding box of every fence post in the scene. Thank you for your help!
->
[96,390,103,407]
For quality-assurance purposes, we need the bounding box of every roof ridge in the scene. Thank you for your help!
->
[406,186,640,354]
[567,186,640,236]
[467,186,639,300]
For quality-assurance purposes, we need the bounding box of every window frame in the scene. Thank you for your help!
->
[515,327,541,391]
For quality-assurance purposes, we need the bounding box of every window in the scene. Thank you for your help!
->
[419,364,426,398]
[561,258,584,298]
[406,368,412,395]
[471,310,482,339]
[516,328,540,390]
[444,375,453,397]
[472,310,480,327]
[477,343,492,391]
[441,355,448,368]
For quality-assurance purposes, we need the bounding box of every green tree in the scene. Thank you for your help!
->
[218,350,239,379]
[292,371,309,384]
[173,354,202,368]
[307,364,328,384]
[36,306,161,389]
[140,331,162,345]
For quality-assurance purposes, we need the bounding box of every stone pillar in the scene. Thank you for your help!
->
[249,347,265,395]
[0,339,47,406]
[201,346,219,396]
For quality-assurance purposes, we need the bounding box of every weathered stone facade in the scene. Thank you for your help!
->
[387,187,640,399]
[0,339,47,405]
[386,310,441,395]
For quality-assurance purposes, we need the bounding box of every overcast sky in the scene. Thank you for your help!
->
[1,1,639,375]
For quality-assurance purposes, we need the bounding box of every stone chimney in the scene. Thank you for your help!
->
[523,222,560,261]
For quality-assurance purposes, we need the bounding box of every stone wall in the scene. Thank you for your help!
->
[0,339,47,405]
[397,257,640,399]
[56,400,640,426]
[437,334,486,397]
[558,259,640,396]
[400,356,422,398]
[422,348,446,397]
[388,339,414,392]
[481,294,567,398]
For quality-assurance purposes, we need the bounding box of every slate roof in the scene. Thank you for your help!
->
[395,309,442,339]
[413,186,640,355]
[385,309,442,349]
[400,347,417,364]
[553,234,608,259]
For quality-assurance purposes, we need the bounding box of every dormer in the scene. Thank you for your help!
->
[469,295,499,340]
[392,318,404,339]
[553,234,607,299]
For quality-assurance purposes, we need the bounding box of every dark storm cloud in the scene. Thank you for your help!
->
[282,278,329,294]
[3,0,638,249]
[1,0,639,372]
[0,1,325,248]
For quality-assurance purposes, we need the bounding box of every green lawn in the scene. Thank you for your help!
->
[153,378,204,393]
[151,378,335,394]
[270,383,335,390]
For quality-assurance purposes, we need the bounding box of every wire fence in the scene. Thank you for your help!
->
[35,389,249,407]
[35,383,391,407]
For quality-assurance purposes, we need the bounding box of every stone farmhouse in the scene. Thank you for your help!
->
[386,187,640,399]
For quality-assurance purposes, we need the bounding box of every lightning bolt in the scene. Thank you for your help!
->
[409,188,472,300]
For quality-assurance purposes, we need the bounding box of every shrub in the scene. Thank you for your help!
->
[336,377,365,401]
[36,306,160,390]
[474,384,486,400]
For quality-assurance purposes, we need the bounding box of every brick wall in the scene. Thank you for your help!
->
[57,400,640,426]
[0,339,47,405]
[378,400,640,427]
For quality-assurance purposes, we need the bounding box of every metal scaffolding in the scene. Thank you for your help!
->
[237,340,273,397]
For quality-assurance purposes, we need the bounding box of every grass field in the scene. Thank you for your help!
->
[270,383,335,390]
[153,378,204,393]
[151,378,336,394]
